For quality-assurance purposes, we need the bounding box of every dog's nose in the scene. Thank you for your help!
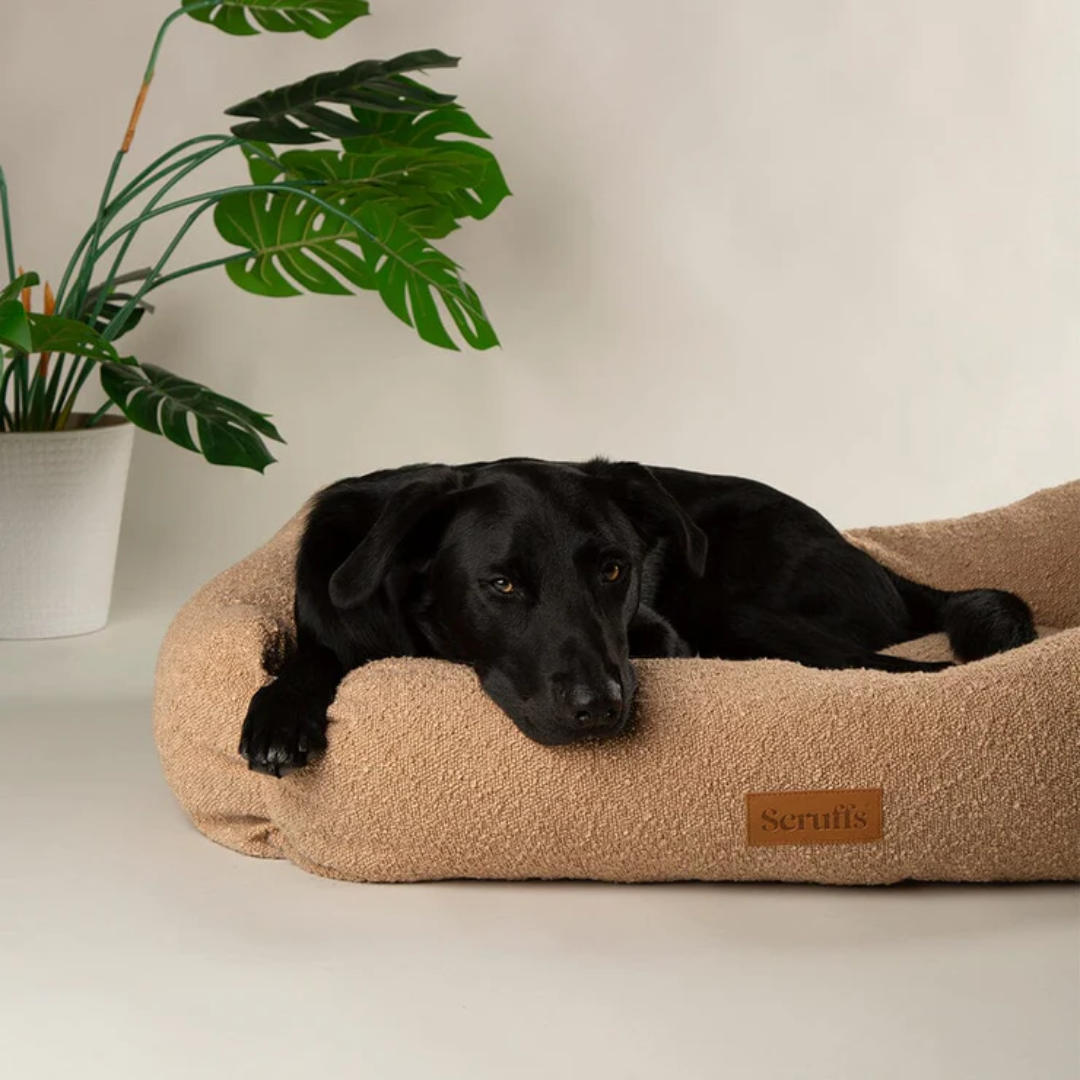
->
[568,680,624,730]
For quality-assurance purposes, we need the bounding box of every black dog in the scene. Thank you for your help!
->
[240,459,1036,775]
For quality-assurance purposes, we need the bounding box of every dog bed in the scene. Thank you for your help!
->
[154,480,1080,884]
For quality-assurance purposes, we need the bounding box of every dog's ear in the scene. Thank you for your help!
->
[592,460,708,577]
[328,468,464,610]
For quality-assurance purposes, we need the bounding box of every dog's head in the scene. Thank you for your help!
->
[327,460,707,745]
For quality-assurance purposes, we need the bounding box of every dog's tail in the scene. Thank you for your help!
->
[886,570,1037,662]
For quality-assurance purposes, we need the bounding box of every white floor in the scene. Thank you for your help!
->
[2,607,1078,1080]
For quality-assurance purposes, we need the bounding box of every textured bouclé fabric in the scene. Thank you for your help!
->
[153,481,1080,884]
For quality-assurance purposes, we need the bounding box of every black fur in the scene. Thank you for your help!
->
[238,459,1037,775]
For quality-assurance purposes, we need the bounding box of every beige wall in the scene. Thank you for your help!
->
[4,1,1078,611]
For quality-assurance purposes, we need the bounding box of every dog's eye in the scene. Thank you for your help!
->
[489,577,515,594]
[601,561,624,583]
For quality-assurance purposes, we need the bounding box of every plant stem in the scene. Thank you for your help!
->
[144,253,249,293]
[101,200,224,338]
[62,1,221,320]
[125,4,220,148]
[50,354,82,428]
[67,154,127,323]
[0,355,18,429]
[10,353,28,428]
[87,138,241,326]
[84,398,115,428]
[85,266,157,298]
[26,364,46,429]
[108,136,235,218]
[42,353,68,428]
[55,359,96,431]
[0,165,15,283]
[95,179,317,257]
[146,2,220,84]
[54,137,232,313]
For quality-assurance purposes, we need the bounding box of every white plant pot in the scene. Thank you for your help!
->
[0,416,135,639]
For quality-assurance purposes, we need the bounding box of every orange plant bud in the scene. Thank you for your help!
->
[37,281,54,377]
[18,265,30,312]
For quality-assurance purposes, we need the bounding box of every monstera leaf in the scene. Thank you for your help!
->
[282,146,489,194]
[217,56,506,349]
[83,271,155,341]
[214,188,373,297]
[340,106,510,221]
[82,294,151,341]
[357,202,497,350]
[100,362,283,472]
[239,105,510,230]
[224,51,459,144]
[183,0,369,39]
[279,152,458,238]
[241,143,462,238]
[282,146,501,237]
[214,187,497,349]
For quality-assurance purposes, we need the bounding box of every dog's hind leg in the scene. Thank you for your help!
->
[691,604,952,673]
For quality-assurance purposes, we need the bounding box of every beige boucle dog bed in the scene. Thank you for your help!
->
[154,481,1080,885]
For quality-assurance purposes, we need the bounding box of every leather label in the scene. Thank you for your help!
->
[746,788,883,847]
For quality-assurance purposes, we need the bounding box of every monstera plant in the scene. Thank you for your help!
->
[0,0,508,471]
[0,0,509,641]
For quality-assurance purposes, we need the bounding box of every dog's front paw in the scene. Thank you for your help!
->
[238,683,329,778]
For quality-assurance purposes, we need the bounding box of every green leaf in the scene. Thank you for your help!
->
[240,141,287,185]
[284,146,487,194]
[357,201,498,350]
[83,273,156,341]
[0,300,31,352]
[83,296,150,341]
[341,106,510,220]
[26,314,121,363]
[225,51,460,144]
[214,189,370,298]
[238,95,511,227]
[280,146,499,236]
[182,0,369,39]
[240,144,455,238]
[345,103,494,148]
[0,270,40,305]
[213,189,498,349]
[100,362,283,472]
[241,138,508,242]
